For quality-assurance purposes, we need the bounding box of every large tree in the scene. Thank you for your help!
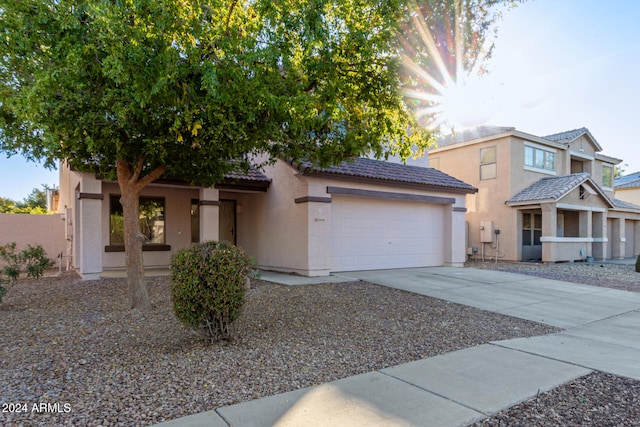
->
[0,0,430,310]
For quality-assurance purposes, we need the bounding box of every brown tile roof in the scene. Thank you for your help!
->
[300,157,477,193]
[506,172,613,207]
[224,166,271,182]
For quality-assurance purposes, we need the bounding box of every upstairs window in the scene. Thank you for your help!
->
[602,165,613,188]
[525,145,555,172]
[480,146,497,180]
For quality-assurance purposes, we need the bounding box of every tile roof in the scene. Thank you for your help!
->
[300,157,477,193]
[507,173,593,204]
[437,126,514,147]
[224,166,271,182]
[542,127,602,151]
[615,172,640,189]
[613,198,640,210]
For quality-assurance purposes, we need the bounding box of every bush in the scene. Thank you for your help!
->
[0,242,54,303]
[170,241,252,342]
[636,254,640,273]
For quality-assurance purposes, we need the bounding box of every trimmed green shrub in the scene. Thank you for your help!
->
[0,242,54,303]
[170,241,252,342]
[636,254,640,273]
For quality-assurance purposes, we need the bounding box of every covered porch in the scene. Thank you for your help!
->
[506,173,614,263]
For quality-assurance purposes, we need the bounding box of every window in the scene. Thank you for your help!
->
[110,195,165,245]
[480,146,497,180]
[524,146,555,172]
[602,165,613,188]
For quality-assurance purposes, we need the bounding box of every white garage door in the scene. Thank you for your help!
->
[331,195,444,272]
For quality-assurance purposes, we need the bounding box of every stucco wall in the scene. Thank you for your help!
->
[234,160,313,275]
[0,213,66,267]
[615,188,640,206]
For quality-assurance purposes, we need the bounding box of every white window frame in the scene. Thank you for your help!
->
[524,142,556,175]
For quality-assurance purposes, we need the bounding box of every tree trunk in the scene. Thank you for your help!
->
[116,158,165,311]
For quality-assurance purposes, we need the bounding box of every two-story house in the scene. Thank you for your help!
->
[429,126,640,263]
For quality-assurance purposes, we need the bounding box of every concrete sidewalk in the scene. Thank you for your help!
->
[154,267,640,427]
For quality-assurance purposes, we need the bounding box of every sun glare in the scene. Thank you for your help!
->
[400,4,499,134]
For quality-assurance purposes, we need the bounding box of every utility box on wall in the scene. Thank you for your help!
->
[480,221,494,243]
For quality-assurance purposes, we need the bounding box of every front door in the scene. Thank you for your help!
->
[521,212,542,261]
[219,200,236,244]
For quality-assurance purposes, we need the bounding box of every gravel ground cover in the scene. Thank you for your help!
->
[472,261,640,426]
[474,372,640,427]
[469,260,639,293]
[0,273,557,427]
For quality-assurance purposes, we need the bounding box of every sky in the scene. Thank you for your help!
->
[466,0,640,173]
[1,0,639,201]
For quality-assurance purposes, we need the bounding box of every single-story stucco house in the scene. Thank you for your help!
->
[55,156,477,279]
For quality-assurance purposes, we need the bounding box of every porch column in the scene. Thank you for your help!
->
[199,187,220,242]
[579,210,593,257]
[77,173,103,280]
[540,203,557,262]
[592,211,607,260]
[611,218,624,259]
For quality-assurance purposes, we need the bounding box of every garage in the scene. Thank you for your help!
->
[331,195,445,272]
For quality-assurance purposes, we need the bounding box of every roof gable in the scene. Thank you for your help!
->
[300,157,477,194]
[506,172,614,207]
[543,127,603,152]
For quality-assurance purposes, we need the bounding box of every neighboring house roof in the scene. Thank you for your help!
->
[506,172,614,207]
[615,171,640,189]
[542,127,603,151]
[437,126,515,147]
[613,198,640,210]
[300,157,477,193]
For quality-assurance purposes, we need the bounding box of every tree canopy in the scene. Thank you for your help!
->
[0,0,432,309]
[0,185,49,214]
[0,0,430,182]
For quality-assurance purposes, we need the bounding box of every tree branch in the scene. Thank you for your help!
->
[137,165,166,189]
[130,156,145,183]
[225,0,239,36]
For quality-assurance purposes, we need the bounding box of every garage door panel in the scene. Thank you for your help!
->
[331,195,444,272]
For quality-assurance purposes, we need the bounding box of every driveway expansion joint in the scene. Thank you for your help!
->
[377,369,489,416]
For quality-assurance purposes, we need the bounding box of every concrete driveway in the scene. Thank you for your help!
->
[343,267,640,380]
[156,267,640,427]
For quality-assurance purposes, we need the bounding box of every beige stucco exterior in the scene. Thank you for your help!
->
[430,128,640,262]
[616,187,640,206]
[58,158,471,279]
[0,213,66,268]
